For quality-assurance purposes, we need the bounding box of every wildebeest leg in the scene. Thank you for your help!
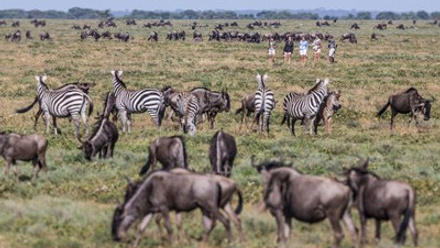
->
[328,216,344,248]
[408,216,418,246]
[283,217,292,241]
[210,208,232,242]
[342,209,357,246]
[201,212,216,242]
[4,159,12,177]
[175,213,183,241]
[390,110,398,133]
[12,161,19,183]
[224,203,244,242]
[390,214,404,244]
[374,220,381,244]
[159,207,174,243]
[31,158,40,180]
[272,209,285,243]
[132,213,154,248]
[360,214,368,245]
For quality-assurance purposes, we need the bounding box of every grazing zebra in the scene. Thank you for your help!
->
[313,91,341,135]
[110,70,166,133]
[281,78,329,136]
[166,91,200,135]
[16,75,94,139]
[253,73,275,133]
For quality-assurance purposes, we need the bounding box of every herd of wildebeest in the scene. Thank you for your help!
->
[1,17,436,247]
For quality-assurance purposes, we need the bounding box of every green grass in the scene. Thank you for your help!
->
[0,19,440,247]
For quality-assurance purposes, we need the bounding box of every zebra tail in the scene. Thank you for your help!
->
[377,99,390,118]
[157,104,167,127]
[16,96,38,113]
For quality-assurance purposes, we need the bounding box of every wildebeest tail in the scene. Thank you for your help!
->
[377,99,390,118]
[396,190,414,244]
[177,135,188,168]
[84,94,94,116]
[16,96,38,113]
[156,101,167,127]
[234,188,244,215]
[235,105,244,115]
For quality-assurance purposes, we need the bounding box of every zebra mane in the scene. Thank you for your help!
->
[111,70,127,89]
[36,75,49,89]
[190,86,211,92]
[307,78,327,94]
[255,73,268,90]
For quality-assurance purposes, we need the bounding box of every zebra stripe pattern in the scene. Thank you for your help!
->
[282,78,329,136]
[314,91,341,135]
[167,91,200,136]
[254,73,275,133]
[36,75,93,139]
[111,70,165,133]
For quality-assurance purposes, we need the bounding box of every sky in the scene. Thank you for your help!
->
[0,0,439,12]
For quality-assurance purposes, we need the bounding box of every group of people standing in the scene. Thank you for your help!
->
[268,35,336,65]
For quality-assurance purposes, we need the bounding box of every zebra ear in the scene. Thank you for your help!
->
[35,75,40,82]
[255,74,262,84]
[262,73,269,83]
[118,70,123,77]
[316,78,321,84]
[323,78,330,85]
[110,70,115,76]
[42,75,47,82]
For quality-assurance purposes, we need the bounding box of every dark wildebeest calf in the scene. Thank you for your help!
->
[377,87,431,132]
[346,159,418,246]
[139,135,188,175]
[111,170,232,247]
[0,132,48,182]
[313,90,341,135]
[253,159,358,248]
[209,130,237,177]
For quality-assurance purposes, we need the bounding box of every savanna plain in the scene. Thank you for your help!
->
[0,19,439,248]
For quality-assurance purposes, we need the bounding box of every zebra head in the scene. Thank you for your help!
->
[110,70,123,79]
[255,73,269,90]
[183,122,196,136]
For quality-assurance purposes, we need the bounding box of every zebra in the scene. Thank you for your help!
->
[16,75,94,139]
[166,91,200,136]
[313,91,341,135]
[110,70,166,133]
[281,78,329,136]
[253,73,275,134]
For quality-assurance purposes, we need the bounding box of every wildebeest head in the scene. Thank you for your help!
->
[78,140,95,161]
[345,158,379,195]
[222,89,231,112]
[422,100,431,121]
[111,176,140,241]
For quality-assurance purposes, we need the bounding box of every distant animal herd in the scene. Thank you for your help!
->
[1,17,435,247]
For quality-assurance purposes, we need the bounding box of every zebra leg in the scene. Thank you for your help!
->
[71,114,81,139]
[52,117,60,136]
[34,108,42,130]
[43,112,51,135]
[119,110,128,133]
[309,116,317,136]
[291,119,296,136]
[127,113,132,134]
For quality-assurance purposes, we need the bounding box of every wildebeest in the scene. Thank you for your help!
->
[147,31,158,41]
[346,159,418,246]
[111,170,232,246]
[126,19,136,26]
[193,30,203,41]
[253,159,358,247]
[235,93,256,125]
[377,87,431,132]
[374,23,387,30]
[350,22,360,29]
[396,24,406,30]
[79,93,118,160]
[340,32,357,43]
[313,91,341,135]
[0,132,48,182]
[139,135,188,175]
[30,19,46,27]
[79,113,118,160]
[11,30,21,42]
[0,20,7,26]
[39,32,52,41]
[25,30,32,39]
[12,21,19,27]
[189,87,230,129]
[209,130,237,177]
[114,32,130,42]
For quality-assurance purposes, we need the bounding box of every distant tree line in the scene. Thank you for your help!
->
[0,7,439,20]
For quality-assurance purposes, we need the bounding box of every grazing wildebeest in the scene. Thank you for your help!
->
[346,159,418,246]
[39,32,52,41]
[396,24,406,30]
[147,31,158,41]
[126,19,137,25]
[114,32,130,42]
[0,132,48,182]
[71,24,81,30]
[193,30,203,41]
[0,20,7,26]
[11,30,21,42]
[374,23,387,30]
[139,135,188,175]
[340,32,357,43]
[313,91,341,135]
[25,30,32,39]
[78,112,119,160]
[190,87,230,129]
[350,23,360,29]
[235,93,256,125]
[12,21,19,27]
[111,170,232,246]
[253,159,358,247]
[209,130,237,177]
[377,87,431,132]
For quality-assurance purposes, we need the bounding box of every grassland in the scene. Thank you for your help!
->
[0,19,439,248]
